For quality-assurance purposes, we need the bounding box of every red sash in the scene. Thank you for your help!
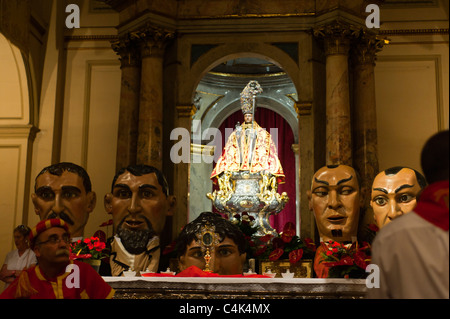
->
[415,180,449,231]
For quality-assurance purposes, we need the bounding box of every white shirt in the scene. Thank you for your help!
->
[367,212,449,299]
[4,248,37,271]
[3,248,37,288]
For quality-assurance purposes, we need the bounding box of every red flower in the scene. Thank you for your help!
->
[259,234,273,243]
[331,241,341,248]
[269,248,284,261]
[326,250,333,256]
[272,237,285,250]
[281,222,296,243]
[354,251,370,269]
[304,238,316,251]
[289,249,303,264]
[254,246,267,257]
[94,241,106,251]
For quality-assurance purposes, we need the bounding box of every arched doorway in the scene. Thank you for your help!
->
[189,57,299,234]
[0,32,34,268]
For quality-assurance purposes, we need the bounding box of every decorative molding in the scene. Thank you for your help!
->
[0,125,40,141]
[190,143,215,156]
[65,35,118,42]
[176,105,197,118]
[293,102,313,117]
[379,28,449,36]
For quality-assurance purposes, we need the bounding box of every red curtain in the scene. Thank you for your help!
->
[212,107,296,233]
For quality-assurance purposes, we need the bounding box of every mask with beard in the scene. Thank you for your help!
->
[116,218,156,255]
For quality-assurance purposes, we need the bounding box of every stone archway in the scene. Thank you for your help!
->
[187,54,300,236]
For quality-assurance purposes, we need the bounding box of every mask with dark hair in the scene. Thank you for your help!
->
[175,212,247,258]
[35,162,92,193]
[111,164,169,196]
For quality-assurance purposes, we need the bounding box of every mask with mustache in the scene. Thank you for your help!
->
[116,217,157,255]
[47,212,74,225]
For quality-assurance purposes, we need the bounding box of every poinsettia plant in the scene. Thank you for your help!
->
[250,222,316,264]
[70,236,109,261]
[320,240,371,278]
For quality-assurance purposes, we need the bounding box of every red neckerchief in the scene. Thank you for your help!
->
[414,180,449,231]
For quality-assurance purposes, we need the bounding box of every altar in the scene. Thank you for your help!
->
[104,276,368,299]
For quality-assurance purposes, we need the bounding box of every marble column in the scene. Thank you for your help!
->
[173,105,197,238]
[314,22,354,166]
[111,36,141,171]
[351,32,384,203]
[293,101,315,240]
[132,25,174,170]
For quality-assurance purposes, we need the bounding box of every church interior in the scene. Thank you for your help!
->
[0,0,448,296]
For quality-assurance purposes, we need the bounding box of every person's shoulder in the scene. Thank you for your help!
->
[375,212,430,241]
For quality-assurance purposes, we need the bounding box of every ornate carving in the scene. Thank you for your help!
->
[351,31,385,65]
[111,35,141,68]
[207,171,289,236]
[313,21,360,56]
[130,24,175,58]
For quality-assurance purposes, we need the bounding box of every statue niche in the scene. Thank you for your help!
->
[207,81,289,236]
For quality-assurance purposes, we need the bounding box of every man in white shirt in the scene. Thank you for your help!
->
[367,130,449,299]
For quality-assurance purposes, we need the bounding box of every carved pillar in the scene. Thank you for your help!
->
[314,22,354,166]
[112,36,141,170]
[132,25,174,170]
[293,101,315,240]
[351,32,384,201]
[173,105,197,237]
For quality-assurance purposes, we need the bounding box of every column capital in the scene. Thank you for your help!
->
[313,21,359,56]
[111,35,141,68]
[351,31,386,65]
[130,24,175,58]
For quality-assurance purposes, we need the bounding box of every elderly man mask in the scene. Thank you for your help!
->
[104,165,175,276]
[371,167,426,229]
[307,165,363,243]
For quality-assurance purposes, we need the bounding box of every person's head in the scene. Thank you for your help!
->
[307,165,363,242]
[243,113,253,124]
[104,164,176,255]
[30,219,71,269]
[371,167,426,228]
[176,212,247,275]
[421,130,449,184]
[31,162,97,238]
[13,225,31,251]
